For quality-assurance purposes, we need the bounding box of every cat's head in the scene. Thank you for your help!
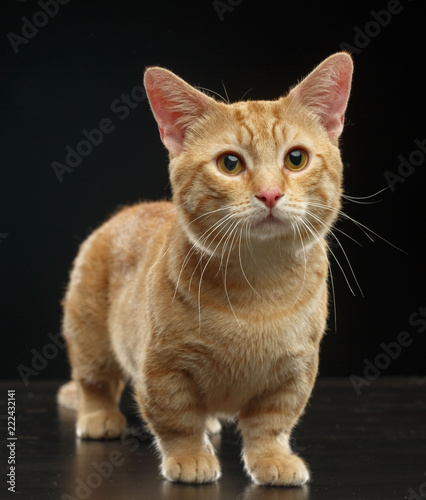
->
[144,53,353,254]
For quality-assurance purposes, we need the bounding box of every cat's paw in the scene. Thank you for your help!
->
[206,417,221,435]
[162,452,221,484]
[245,453,310,486]
[76,410,126,440]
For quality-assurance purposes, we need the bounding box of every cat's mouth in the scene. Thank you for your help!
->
[260,211,286,225]
[265,213,279,222]
[249,205,307,240]
[250,212,290,236]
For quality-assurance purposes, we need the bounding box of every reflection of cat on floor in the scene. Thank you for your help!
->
[58,52,353,486]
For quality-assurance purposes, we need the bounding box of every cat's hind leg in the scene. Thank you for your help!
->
[75,378,126,440]
[60,248,127,440]
[62,320,127,439]
[58,355,127,439]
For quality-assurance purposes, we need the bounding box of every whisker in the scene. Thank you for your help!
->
[189,213,236,289]
[330,226,363,247]
[220,218,239,271]
[304,217,356,296]
[299,214,356,298]
[158,200,188,214]
[221,80,230,104]
[197,217,239,333]
[342,185,391,201]
[305,208,363,296]
[296,217,338,330]
[223,220,242,327]
[238,221,264,300]
[196,85,228,103]
[333,233,364,297]
[329,253,337,332]
[173,212,235,301]
[156,202,191,262]
[308,201,407,254]
[287,221,307,313]
[239,87,253,101]
[180,206,230,234]
[245,220,256,264]
[342,215,407,254]
[341,196,381,205]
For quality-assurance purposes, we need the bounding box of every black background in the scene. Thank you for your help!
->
[1,0,425,383]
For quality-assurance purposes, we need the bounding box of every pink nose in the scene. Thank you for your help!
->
[256,188,283,209]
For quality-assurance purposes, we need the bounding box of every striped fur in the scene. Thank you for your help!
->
[59,53,353,485]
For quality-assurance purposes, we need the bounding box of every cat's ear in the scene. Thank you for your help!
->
[289,52,353,143]
[144,67,217,156]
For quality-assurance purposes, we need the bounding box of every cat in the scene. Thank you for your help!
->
[57,52,353,486]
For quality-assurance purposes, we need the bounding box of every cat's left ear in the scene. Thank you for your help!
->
[289,52,353,143]
[144,67,218,156]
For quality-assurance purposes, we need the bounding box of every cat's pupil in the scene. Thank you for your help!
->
[224,154,239,171]
[289,150,302,166]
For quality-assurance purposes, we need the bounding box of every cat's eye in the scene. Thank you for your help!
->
[284,148,309,171]
[217,153,245,176]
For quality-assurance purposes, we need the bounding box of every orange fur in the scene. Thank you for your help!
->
[59,53,353,485]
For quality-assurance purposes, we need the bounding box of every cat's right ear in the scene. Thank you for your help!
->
[144,67,217,156]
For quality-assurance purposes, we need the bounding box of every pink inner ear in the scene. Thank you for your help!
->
[145,86,186,155]
[144,68,216,156]
[291,53,353,142]
[322,61,353,140]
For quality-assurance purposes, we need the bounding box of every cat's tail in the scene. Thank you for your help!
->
[57,380,78,411]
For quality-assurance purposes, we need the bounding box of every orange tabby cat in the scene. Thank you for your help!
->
[58,52,353,485]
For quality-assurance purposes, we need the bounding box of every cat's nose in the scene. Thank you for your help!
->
[256,188,283,209]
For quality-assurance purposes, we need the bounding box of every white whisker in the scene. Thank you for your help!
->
[238,221,264,300]
[342,185,391,202]
[308,201,407,254]
[245,220,256,265]
[223,220,242,327]
[305,208,363,297]
[190,213,236,289]
[196,85,228,103]
[173,211,235,301]
[303,217,356,296]
[197,216,239,333]
[221,80,230,104]
[287,221,307,313]
[295,216,338,330]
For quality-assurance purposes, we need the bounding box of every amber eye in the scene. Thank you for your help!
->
[284,148,309,171]
[217,153,244,176]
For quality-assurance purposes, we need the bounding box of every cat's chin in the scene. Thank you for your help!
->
[249,216,293,241]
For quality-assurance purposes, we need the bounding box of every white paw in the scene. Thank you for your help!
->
[246,453,310,486]
[76,410,126,440]
[206,417,222,435]
[162,452,221,484]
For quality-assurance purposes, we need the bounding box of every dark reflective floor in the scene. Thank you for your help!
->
[1,378,425,499]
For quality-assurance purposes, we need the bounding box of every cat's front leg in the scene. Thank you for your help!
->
[135,371,221,484]
[157,431,221,484]
[238,370,315,486]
